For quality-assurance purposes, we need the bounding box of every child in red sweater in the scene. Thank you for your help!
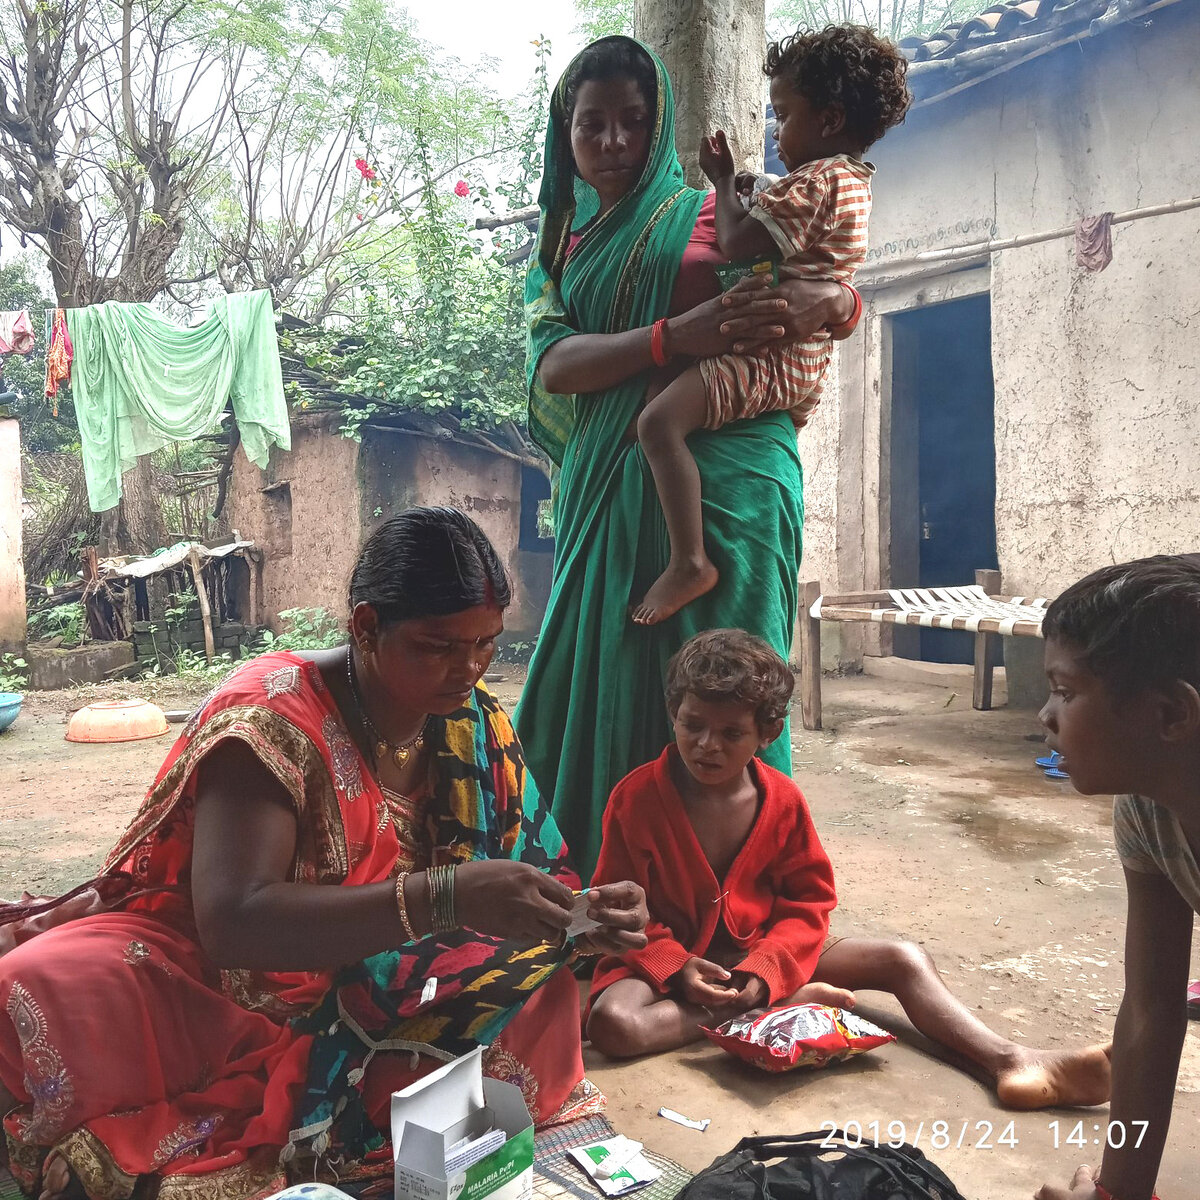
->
[586,629,1113,1110]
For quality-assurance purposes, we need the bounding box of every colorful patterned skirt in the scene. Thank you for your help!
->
[0,912,592,1199]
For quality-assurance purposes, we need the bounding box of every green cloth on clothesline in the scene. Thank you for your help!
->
[68,289,290,512]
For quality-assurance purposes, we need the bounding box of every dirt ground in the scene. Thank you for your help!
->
[2,669,1198,1199]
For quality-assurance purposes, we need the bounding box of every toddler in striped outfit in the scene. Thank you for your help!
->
[633,25,911,626]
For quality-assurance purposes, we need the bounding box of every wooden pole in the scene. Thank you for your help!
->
[247,549,264,629]
[81,546,103,641]
[859,192,1200,281]
[973,568,1003,711]
[188,547,216,662]
[799,579,823,731]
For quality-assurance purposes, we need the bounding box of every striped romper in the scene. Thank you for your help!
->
[699,154,874,431]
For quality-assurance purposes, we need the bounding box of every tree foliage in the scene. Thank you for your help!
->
[199,0,511,320]
[0,0,514,316]
[286,39,554,439]
[571,0,981,42]
[574,0,635,42]
[1,0,531,552]
[0,257,77,452]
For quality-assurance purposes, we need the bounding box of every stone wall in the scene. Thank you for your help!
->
[808,4,1200,662]
[0,420,25,652]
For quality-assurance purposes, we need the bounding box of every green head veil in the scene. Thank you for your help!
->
[523,36,705,466]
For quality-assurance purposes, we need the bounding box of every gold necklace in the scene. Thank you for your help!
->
[346,645,428,768]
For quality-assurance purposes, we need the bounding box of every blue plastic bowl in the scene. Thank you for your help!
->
[0,692,23,733]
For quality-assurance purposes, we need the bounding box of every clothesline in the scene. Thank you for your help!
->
[70,290,291,512]
[11,293,291,512]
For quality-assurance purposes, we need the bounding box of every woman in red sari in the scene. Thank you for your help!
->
[0,507,648,1200]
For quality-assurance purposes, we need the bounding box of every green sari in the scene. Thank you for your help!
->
[518,37,804,878]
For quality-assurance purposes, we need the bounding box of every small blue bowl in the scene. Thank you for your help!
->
[0,692,23,733]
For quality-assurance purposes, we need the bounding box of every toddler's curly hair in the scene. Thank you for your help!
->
[765,24,911,149]
[665,629,795,730]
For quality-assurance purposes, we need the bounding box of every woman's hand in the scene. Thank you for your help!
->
[453,860,574,945]
[1033,1165,1101,1200]
[717,274,854,353]
[665,289,779,359]
[734,171,758,199]
[572,881,650,956]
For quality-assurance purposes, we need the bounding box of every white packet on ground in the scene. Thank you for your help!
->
[569,1136,660,1196]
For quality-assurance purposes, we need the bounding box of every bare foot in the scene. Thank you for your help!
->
[632,558,719,625]
[995,1042,1112,1110]
[39,1152,88,1200]
[791,982,858,1010]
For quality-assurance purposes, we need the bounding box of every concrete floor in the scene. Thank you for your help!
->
[2,670,1198,1198]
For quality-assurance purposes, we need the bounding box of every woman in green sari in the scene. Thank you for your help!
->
[519,37,858,877]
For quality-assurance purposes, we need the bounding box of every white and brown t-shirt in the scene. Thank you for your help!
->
[1113,793,1200,913]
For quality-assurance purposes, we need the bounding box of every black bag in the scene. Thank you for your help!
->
[676,1129,970,1200]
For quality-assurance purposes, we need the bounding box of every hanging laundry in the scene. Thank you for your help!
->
[0,310,34,356]
[45,308,73,413]
[68,289,291,513]
[1075,212,1114,272]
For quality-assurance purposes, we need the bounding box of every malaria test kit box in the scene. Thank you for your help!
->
[392,1046,534,1200]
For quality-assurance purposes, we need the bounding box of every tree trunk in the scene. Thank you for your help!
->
[98,458,169,556]
[119,457,170,554]
[635,0,768,187]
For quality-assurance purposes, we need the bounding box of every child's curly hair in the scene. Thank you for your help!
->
[665,629,795,730]
[765,24,911,149]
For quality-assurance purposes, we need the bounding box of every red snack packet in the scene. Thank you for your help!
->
[702,1003,896,1073]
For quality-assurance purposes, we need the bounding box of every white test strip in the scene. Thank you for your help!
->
[658,1107,710,1131]
[567,892,602,937]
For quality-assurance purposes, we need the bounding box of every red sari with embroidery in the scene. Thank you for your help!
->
[0,653,595,1200]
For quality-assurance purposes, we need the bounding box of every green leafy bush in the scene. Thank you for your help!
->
[171,649,240,682]
[258,608,346,652]
[0,654,28,692]
[27,602,88,648]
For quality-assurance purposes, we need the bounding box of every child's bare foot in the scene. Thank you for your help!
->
[995,1042,1112,1109]
[632,558,719,625]
[791,982,858,1009]
[39,1152,89,1200]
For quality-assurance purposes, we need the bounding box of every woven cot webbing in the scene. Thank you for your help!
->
[811,585,1048,637]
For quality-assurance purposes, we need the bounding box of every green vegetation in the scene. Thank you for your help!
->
[257,607,347,652]
[0,654,28,693]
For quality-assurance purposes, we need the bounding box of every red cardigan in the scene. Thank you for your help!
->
[589,747,838,1007]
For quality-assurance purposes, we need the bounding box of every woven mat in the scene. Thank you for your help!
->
[0,1165,23,1200]
[533,1114,692,1200]
[0,1120,693,1200]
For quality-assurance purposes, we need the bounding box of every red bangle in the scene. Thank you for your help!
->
[827,283,863,341]
[649,318,671,367]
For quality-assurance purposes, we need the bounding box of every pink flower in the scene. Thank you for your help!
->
[355,157,376,181]
[454,179,470,198]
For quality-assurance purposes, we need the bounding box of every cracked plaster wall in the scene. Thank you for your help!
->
[226,416,549,639]
[806,2,1200,643]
